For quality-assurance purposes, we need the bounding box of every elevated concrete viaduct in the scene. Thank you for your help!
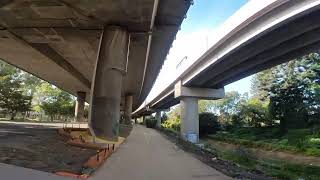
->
[0,0,191,140]
[133,0,320,142]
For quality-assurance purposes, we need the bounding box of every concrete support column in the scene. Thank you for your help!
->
[124,95,133,125]
[180,97,199,143]
[142,116,146,125]
[174,80,225,143]
[75,91,86,122]
[155,111,161,128]
[89,26,128,141]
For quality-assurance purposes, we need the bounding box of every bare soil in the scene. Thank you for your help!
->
[0,123,96,173]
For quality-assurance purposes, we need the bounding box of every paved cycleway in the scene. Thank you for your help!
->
[0,125,231,180]
[91,125,231,180]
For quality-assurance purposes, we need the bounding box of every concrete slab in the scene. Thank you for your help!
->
[0,163,74,180]
[91,125,231,180]
[0,0,191,110]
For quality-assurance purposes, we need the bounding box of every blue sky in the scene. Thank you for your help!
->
[182,0,248,32]
[147,0,251,101]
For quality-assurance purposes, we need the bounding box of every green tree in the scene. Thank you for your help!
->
[240,98,270,127]
[41,100,60,121]
[56,91,75,118]
[38,83,75,121]
[297,53,320,124]
[199,100,213,113]
[251,68,277,101]
[168,105,181,120]
[20,72,42,96]
[214,91,248,125]
[0,60,77,122]
[0,62,32,120]
[251,53,320,132]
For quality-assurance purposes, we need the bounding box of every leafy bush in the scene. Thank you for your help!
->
[161,113,168,122]
[199,112,220,137]
[243,98,271,127]
[145,117,157,128]
[161,112,220,137]
[213,143,320,180]
[161,117,180,131]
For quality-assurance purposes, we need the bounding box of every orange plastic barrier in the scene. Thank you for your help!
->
[55,171,89,179]
[56,128,124,179]
[83,149,113,169]
[57,128,72,138]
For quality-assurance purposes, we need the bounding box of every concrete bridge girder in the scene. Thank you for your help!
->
[132,0,320,144]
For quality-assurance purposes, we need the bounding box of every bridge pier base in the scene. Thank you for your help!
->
[180,97,199,142]
[75,91,86,122]
[89,26,129,141]
[124,95,133,125]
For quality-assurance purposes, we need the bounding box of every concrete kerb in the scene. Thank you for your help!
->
[56,127,129,179]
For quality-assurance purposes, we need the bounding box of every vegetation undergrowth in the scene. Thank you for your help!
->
[160,126,320,180]
[211,144,320,180]
[208,127,320,156]
[145,117,157,128]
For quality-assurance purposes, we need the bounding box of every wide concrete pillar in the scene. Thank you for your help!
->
[174,80,225,143]
[124,95,133,125]
[75,91,86,122]
[89,26,128,141]
[155,111,161,128]
[180,97,199,142]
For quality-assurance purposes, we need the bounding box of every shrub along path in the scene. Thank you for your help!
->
[207,127,320,179]
[209,127,320,157]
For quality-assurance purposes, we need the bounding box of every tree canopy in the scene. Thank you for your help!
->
[171,52,320,133]
[0,60,76,121]
[0,62,32,120]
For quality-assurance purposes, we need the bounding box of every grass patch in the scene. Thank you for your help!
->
[259,159,320,180]
[209,143,320,180]
[208,127,320,156]
[161,126,320,179]
[216,148,257,169]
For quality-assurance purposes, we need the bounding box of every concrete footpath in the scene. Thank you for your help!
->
[0,125,231,180]
[91,125,231,180]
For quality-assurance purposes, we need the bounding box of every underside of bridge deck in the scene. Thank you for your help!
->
[134,0,320,143]
[0,0,191,140]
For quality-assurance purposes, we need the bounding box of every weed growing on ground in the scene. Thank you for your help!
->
[209,127,320,156]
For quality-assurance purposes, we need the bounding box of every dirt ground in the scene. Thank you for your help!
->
[0,122,96,173]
